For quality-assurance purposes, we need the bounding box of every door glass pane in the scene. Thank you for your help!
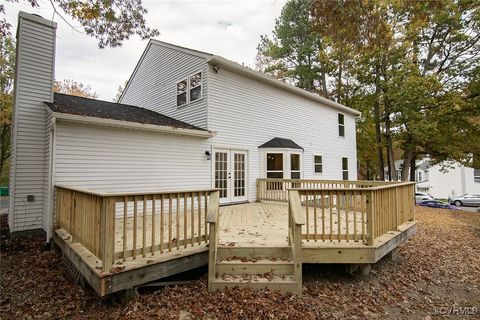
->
[267,153,283,170]
[215,152,228,198]
[291,172,300,179]
[267,153,283,179]
[234,153,245,197]
[290,154,300,179]
[267,172,283,178]
[290,154,300,171]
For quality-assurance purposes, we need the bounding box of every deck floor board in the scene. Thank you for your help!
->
[113,202,368,257]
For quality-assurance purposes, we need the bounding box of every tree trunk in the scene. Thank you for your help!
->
[0,125,11,181]
[385,112,397,181]
[373,67,385,181]
[337,61,343,104]
[409,154,417,182]
[401,144,415,182]
[366,160,371,181]
[320,70,328,97]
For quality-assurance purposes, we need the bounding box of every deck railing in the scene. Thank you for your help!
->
[257,178,400,203]
[270,179,415,246]
[55,185,218,272]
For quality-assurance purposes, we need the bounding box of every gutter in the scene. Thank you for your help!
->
[206,55,362,117]
[50,111,216,138]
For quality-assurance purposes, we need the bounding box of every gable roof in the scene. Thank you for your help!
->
[125,40,361,117]
[258,137,303,150]
[46,93,208,132]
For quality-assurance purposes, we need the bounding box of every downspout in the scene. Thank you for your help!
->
[46,117,56,241]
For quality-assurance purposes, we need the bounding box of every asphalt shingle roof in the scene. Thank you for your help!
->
[258,137,303,150]
[45,93,206,131]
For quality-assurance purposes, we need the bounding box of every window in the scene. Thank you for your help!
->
[342,157,348,180]
[176,79,187,107]
[190,72,202,102]
[176,72,202,107]
[290,154,301,179]
[338,113,345,137]
[474,169,480,183]
[417,171,423,182]
[266,153,283,178]
[314,155,323,174]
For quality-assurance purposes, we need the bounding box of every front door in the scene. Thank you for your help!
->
[214,149,248,204]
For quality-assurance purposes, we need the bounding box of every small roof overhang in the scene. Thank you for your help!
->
[258,137,303,150]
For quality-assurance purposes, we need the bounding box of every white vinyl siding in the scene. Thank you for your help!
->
[120,43,208,129]
[208,67,357,201]
[10,14,56,232]
[54,122,212,193]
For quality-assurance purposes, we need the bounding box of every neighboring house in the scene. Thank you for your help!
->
[386,159,479,199]
[9,12,359,238]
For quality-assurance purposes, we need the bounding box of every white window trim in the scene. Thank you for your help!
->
[176,71,203,108]
[260,148,304,179]
[313,154,323,175]
[290,153,301,179]
[338,113,345,138]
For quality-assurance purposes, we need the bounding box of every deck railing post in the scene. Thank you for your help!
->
[395,187,400,230]
[288,190,305,291]
[256,179,260,201]
[366,190,375,246]
[101,196,115,272]
[411,184,416,221]
[206,191,220,291]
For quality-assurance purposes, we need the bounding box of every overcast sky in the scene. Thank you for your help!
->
[5,0,286,100]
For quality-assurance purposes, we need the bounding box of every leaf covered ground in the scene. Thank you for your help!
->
[1,207,479,319]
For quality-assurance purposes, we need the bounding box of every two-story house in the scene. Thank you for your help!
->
[9,12,359,239]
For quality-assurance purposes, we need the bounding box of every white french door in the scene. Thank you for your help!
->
[214,149,248,204]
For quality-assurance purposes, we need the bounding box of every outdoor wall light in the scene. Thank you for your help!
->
[205,150,211,160]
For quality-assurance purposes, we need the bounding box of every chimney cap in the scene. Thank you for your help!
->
[18,11,57,29]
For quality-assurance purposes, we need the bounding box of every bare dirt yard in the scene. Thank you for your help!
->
[1,206,479,319]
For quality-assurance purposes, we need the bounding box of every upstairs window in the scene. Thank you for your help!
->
[314,155,323,174]
[190,72,202,102]
[338,113,345,137]
[176,79,187,107]
[176,72,202,107]
[342,157,349,180]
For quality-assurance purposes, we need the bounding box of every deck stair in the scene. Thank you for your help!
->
[210,246,302,294]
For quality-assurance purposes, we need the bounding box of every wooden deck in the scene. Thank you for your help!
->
[53,179,417,296]
[219,202,367,247]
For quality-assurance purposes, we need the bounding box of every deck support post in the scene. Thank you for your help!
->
[119,287,137,304]
[385,248,399,262]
